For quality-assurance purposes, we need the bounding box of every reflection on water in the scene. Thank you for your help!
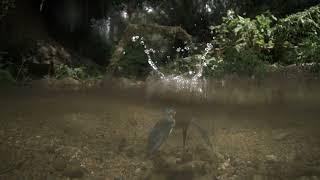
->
[0,81,320,179]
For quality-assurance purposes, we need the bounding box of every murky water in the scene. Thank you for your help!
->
[0,82,320,179]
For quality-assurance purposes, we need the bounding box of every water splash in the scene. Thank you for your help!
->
[90,17,111,42]
[194,43,213,80]
[132,36,165,78]
[144,48,165,78]
[131,36,213,100]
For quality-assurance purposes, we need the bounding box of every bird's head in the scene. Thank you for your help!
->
[164,107,176,120]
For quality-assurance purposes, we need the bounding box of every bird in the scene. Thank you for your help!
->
[147,107,176,157]
[175,112,213,150]
[146,107,213,157]
[190,118,213,150]
[175,111,192,149]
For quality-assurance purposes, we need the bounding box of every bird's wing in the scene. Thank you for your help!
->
[190,120,213,150]
[147,120,173,155]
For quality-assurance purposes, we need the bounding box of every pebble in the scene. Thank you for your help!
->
[52,158,67,171]
[46,174,58,180]
[166,156,178,167]
[135,168,142,174]
[273,131,291,141]
[265,154,278,162]
[176,160,206,174]
[311,176,320,180]
[44,144,56,154]
[118,138,127,152]
[182,151,193,163]
[300,176,320,180]
[252,174,265,180]
[114,176,124,180]
[125,146,135,158]
[62,165,85,178]
[298,176,311,180]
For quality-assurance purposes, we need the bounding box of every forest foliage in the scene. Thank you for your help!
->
[193,5,320,78]
[0,1,319,82]
[116,4,320,78]
[0,0,15,21]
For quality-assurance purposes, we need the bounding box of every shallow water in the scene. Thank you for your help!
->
[0,82,320,179]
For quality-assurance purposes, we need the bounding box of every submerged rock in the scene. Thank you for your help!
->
[181,151,193,163]
[272,131,291,141]
[46,174,58,180]
[166,156,179,167]
[113,176,125,180]
[252,174,267,180]
[135,167,142,175]
[177,161,207,174]
[52,158,67,171]
[125,146,136,157]
[118,137,127,152]
[265,154,278,162]
[62,165,85,178]
[296,176,319,180]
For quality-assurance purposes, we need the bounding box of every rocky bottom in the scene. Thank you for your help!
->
[0,92,320,180]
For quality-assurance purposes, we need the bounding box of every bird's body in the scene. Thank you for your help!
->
[175,112,192,148]
[146,107,213,157]
[190,120,213,150]
[147,108,175,156]
[175,111,213,150]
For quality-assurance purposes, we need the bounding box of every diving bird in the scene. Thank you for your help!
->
[190,118,213,150]
[175,112,192,149]
[147,108,213,157]
[147,107,176,157]
[175,113,213,150]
